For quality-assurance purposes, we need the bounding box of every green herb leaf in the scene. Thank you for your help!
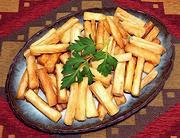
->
[94,51,118,76]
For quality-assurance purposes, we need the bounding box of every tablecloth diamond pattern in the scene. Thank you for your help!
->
[0,0,179,137]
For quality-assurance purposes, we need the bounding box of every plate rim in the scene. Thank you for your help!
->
[5,6,175,134]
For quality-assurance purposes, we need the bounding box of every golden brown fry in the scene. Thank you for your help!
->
[130,36,165,55]
[114,46,125,55]
[143,62,154,74]
[36,68,57,106]
[97,85,113,120]
[132,57,145,96]
[107,16,124,48]
[16,69,28,100]
[84,21,93,38]
[45,53,60,73]
[57,17,79,38]
[86,87,98,118]
[30,28,57,47]
[143,21,154,38]
[125,44,160,65]
[26,55,39,89]
[75,77,88,121]
[64,83,79,125]
[39,32,59,45]
[110,40,116,55]
[114,95,126,106]
[141,69,158,89]
[103,19,112,34]
[96,20,104,49]
[84,12,106,21]
[113,16,128,38]
[124,57,136,93]
[90,60,103,69]
[49,74,57,95]
[90,67,112,87]
[114,53,132,62]
[90,81,119,116]
[56,104,67,112]
[24,49,31,58]
[106,37,114,54]
[145,26,160,42]
[30,44,69,55]
[103,27,110,46]
[55,64,68,104]
[61,28,71,44]
[115,7,145,27]
[152,38,161,44]
[120,21,145,37]
[24,89,61,122]
[59,52,71,64]
[112,62,126,96]
[91,20,96,42]
[37,54,50,65]
[37,64,44,69]
[70,22,83,43]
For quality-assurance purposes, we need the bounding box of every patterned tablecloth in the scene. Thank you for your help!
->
[0,0,179,138]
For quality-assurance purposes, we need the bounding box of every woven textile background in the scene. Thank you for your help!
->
[0,0,179,138]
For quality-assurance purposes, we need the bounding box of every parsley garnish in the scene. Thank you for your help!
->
[61,36,118,89]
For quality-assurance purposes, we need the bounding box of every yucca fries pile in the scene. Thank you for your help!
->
[16,7,165,124]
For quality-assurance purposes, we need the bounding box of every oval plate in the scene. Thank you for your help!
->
[5,7,174,134]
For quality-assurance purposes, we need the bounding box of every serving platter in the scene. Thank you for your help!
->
[5,7,174,134]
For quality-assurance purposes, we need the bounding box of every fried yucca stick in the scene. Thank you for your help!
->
[114,53,132,62]
[145,26,160,41]
[57,17,79,38]
[49,74,57,95]
[113,16,128,38]
[90,67,112,87]
[37,64,44,69]
[132,57,145,96]
[141,69,158,89]
[30,44,69,55]
[71,22,83,43]
[75,77,88,121]
[56,104,67,112]
[106,37,114,54]
[103,27,110,47]
[114,46,125,55]
[143,21,154,38]
[91,20,96,41]
[130,36,165,55]
[84,21,93,38]
[103,19,112,34]
[61,28,71,44]
[55,64,68,103]
[36,68,57,106]
[64,83,78,125]
[24,49,31,58]
[110,40,116,55]
[30,28,57,47]
[59,52,71,64]
[152,38,161,44]
[90,81,119,116]
[97,85,112,120]
[124,57,136,93]
[86,87,98,118]
[96,20,104,49]
[45,53,60,73]
[143,62,154,74]
[90,60,103,69]
[16,69,28,100]
[112,62,126,96]
[115,7,145,27]
[37,54,50,65]
[84,12,106,21]
[125,44,160,64]
[114,95,126,106]
[120,21,145,37]
[24,89,61,122]
[107,16,124,48]
[26,55,39,89]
